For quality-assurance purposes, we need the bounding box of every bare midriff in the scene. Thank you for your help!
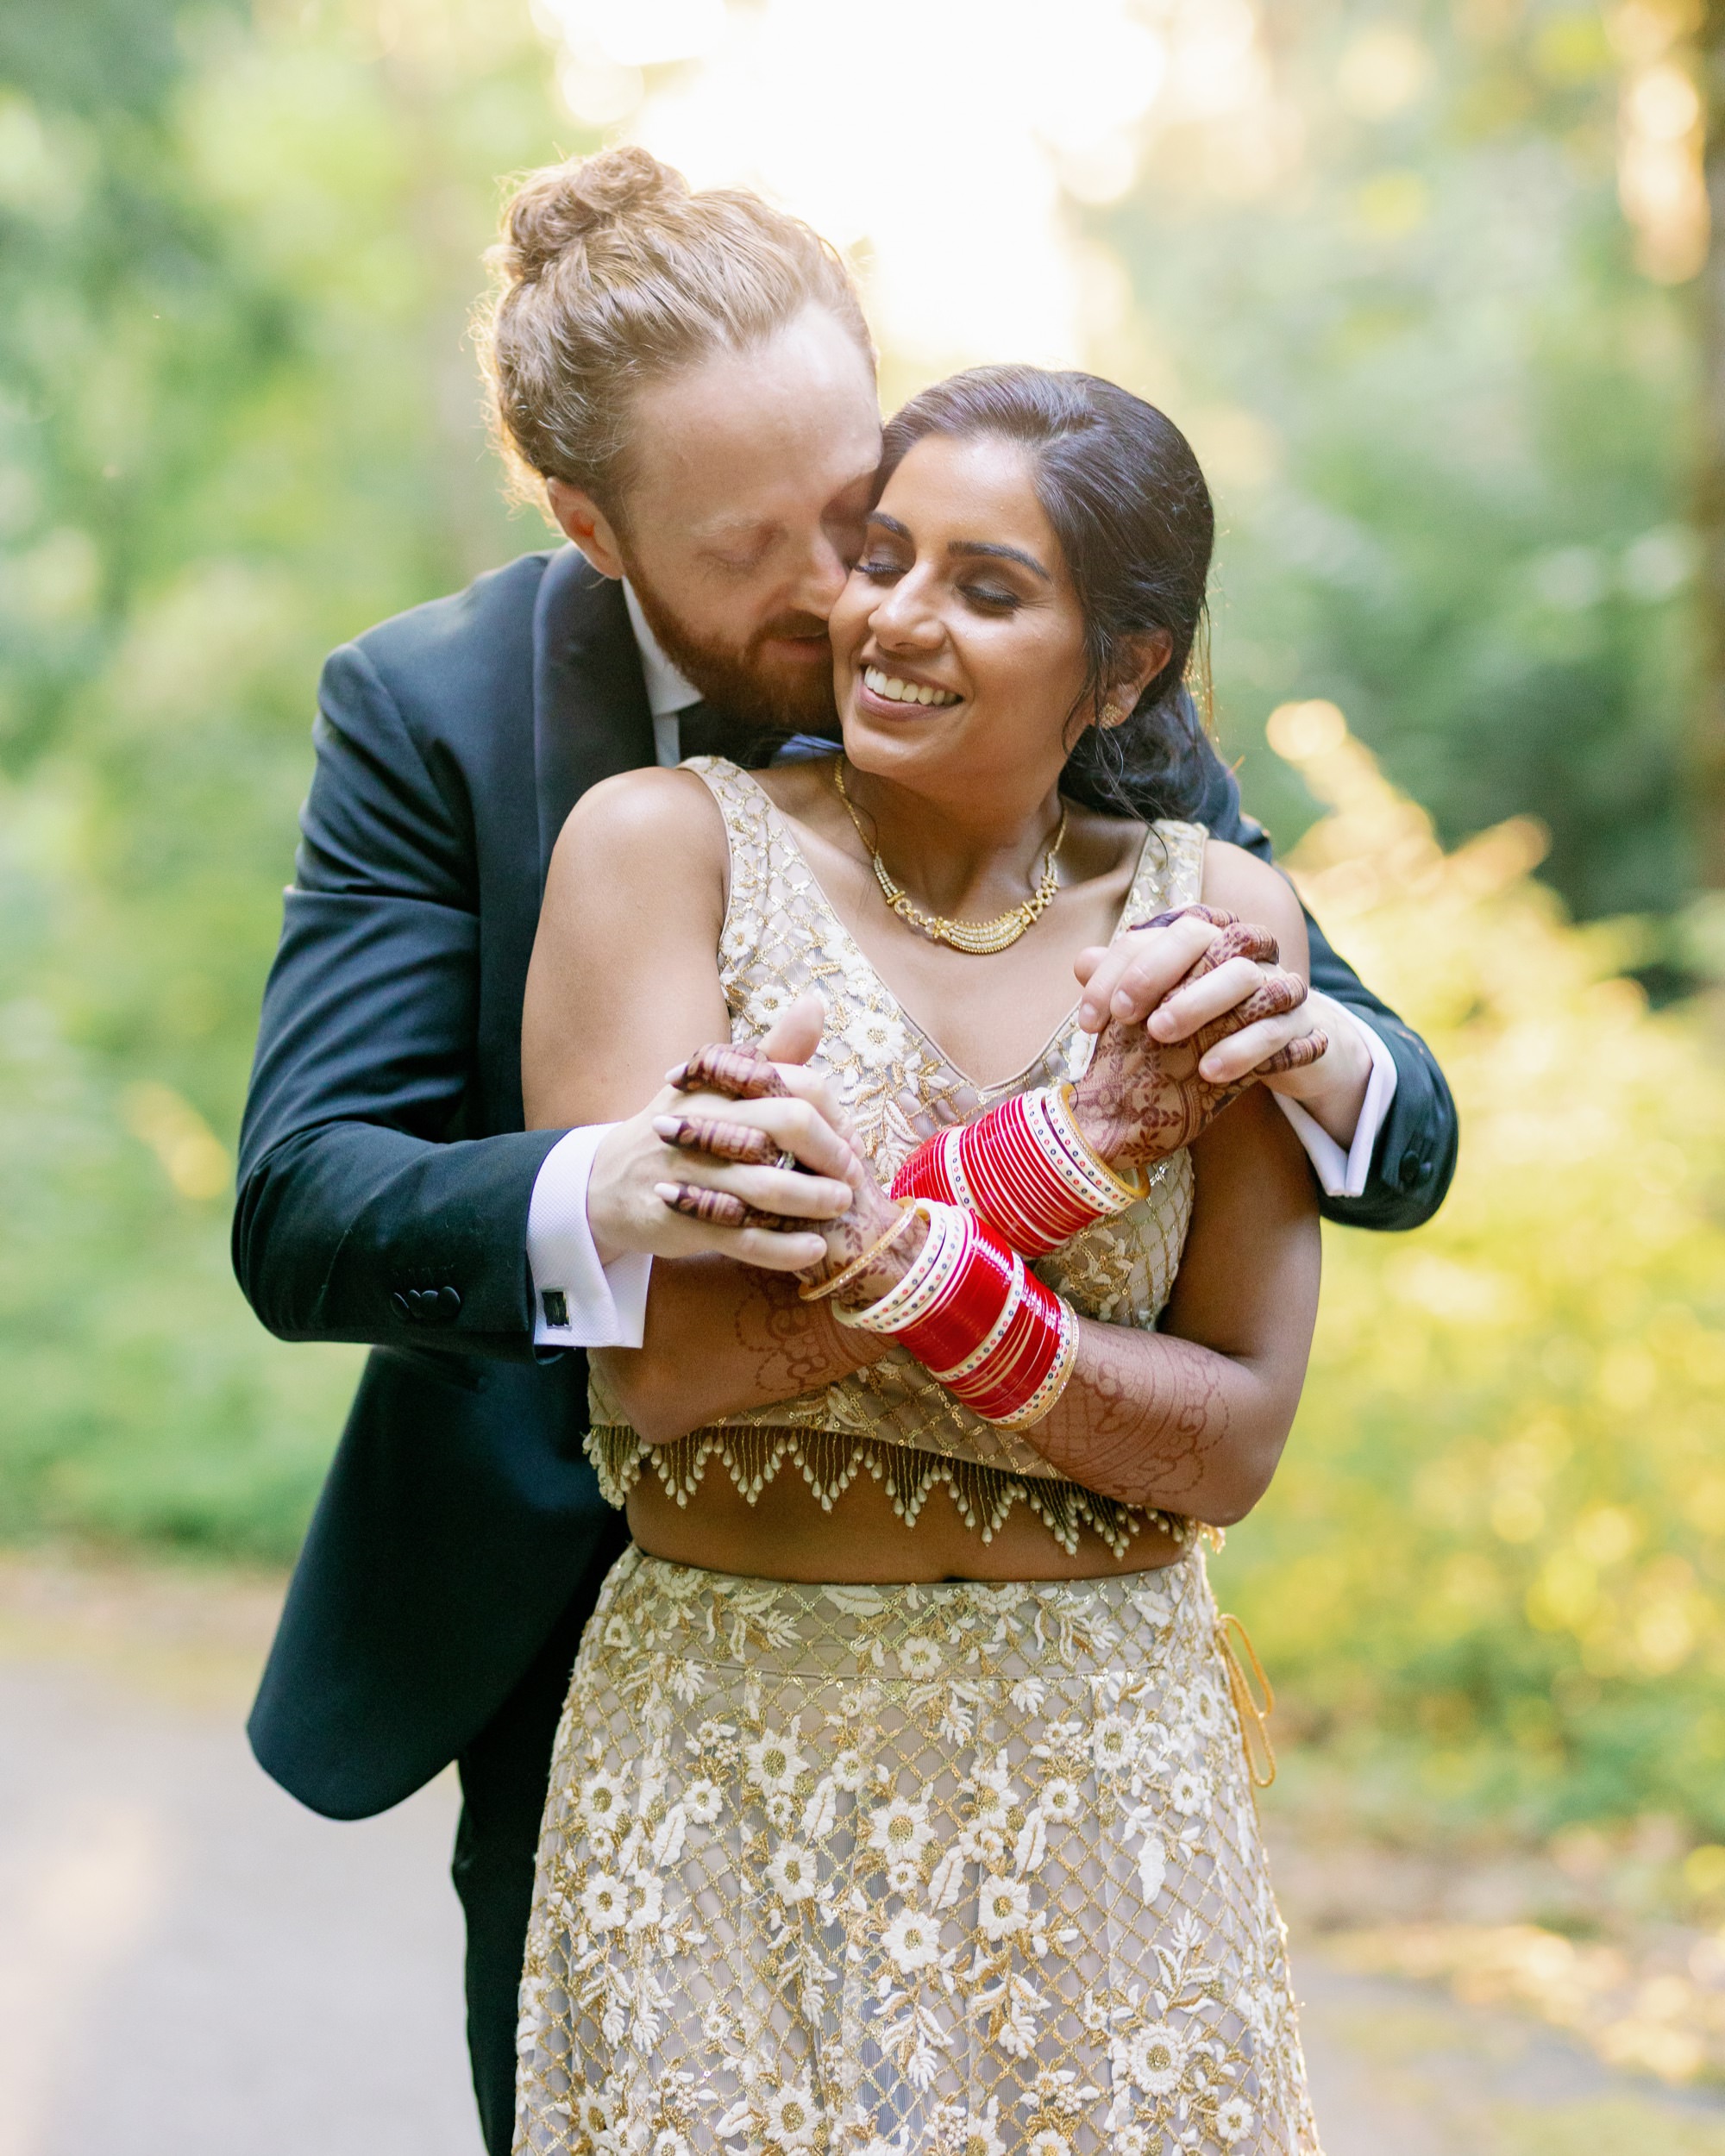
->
[624,1465,1187,1584]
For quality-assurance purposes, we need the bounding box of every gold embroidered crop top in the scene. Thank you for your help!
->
[586,757,1208,1558]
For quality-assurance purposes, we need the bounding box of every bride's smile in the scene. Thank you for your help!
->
[858,664,963,707]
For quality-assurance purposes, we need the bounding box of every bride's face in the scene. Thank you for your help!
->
[828,433,1092,797]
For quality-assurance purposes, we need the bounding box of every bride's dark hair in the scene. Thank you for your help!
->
[875,366,1214,822]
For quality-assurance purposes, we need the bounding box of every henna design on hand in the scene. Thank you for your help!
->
[658,1183,810,1235]
[661,1182,748,1228]
[1257,1029,1327,1075]
[668,1041,790,1101]
[1130,902,1239,937]
[806,1172,928,1309]
[661,1113,782,1167]
[1072,919,1320,1169]
[1073,1019,1240,1169]
[660,1041,815,1232]
[664,1037,925,1300]
[1182,918,1280,978]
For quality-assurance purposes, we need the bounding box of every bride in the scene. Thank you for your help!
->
[515,365,1325,2154]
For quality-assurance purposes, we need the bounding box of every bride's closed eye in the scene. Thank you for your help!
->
[959,581,1022,613]
[855,560,1019,613]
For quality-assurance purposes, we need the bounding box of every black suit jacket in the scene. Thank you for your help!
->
[235,547,1457,1819]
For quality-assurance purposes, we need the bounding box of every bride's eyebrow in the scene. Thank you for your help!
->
[865,511,1050,582]
[948,538,1050,581]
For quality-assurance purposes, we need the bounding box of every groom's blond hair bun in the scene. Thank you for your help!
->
[480,146,872,514]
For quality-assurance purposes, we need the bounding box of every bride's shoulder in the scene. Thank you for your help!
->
[548,765,727,897]
[1199,838,1310,972]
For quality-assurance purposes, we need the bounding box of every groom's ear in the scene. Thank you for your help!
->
[546,478,626,580]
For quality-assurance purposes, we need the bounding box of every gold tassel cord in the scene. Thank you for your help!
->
[1216,1611,1276,1789]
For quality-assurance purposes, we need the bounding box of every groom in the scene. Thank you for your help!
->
[235,147,1457,2151]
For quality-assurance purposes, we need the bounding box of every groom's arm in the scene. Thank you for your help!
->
[232,638,565,1360]
[1193,749,1458,1232]
[235,634,839,1360]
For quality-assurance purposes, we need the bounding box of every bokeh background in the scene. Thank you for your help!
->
[3,0,1725,2112]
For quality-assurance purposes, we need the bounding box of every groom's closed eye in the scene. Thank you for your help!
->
[702,530,776,573]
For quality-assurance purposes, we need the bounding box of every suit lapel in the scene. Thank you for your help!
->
[532,547,656,889]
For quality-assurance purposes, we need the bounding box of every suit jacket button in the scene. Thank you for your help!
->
[433,1286,461,1324]
[1397,1146,1422,1192]
[391,1290,411,1321]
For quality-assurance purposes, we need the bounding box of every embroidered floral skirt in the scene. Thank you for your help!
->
[513,1546,1320,2156]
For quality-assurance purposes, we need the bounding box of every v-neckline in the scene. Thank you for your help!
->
[726,761,1161,1098]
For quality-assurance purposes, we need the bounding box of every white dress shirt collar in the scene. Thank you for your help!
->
[623,582,699,718]
[621,582,700,771]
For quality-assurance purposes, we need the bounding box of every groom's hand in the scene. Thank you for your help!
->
[1071,913,1327,1168]
[1076,905,1365,1142]
[661,1029,917,1301]
[585,995,859,1272]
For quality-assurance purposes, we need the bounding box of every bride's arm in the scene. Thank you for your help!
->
[523,768,737,1130]
[522,769,895,1430]
[1001,844,1320,1524]
[1023,1084,1320,1524]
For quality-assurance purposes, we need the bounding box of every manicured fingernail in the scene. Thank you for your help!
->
[1079,1002,1098,1026]
[652,1182,681,1202]
[652,1116,678,1138]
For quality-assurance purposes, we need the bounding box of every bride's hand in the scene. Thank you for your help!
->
[656,1010,925,1304]
[1071,914,1326,1169]
[586,997,856,1275]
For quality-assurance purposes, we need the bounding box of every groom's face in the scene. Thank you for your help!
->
[560,304,881,732]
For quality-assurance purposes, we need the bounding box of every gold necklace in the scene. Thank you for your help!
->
[832,760,1067,956]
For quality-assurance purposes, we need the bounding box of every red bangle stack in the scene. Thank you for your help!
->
[835,1200,1078,1429]
[890,1084,1148,1257]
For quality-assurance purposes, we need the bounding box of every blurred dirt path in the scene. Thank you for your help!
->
[0,1553,474,2156]
[1291,1946,1725,2155]
[3,1551,1724,2156]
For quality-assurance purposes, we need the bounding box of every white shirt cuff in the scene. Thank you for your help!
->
[527,1125,653,1350]
[1272,1001,1398,1200]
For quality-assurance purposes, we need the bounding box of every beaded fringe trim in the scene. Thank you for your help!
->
[586,1424,1194,1562]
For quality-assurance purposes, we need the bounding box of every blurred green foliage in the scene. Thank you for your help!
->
[1101,0,1698,925]
[1214,715,1725,1840]
[0,0,577,1551]
[1,0,1720,1853]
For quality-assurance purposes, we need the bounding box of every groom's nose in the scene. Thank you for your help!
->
[781,524,851,623]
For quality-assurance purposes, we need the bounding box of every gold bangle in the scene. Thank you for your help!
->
[798,1200,919,1303]
[1055,1083,1151,1203]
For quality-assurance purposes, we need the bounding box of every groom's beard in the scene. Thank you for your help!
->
[625,569,840,738]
